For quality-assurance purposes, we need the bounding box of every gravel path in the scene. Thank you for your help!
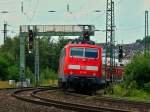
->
[0,90,75,112]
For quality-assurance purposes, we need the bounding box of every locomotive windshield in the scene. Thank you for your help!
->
[85,48,98,58]
[70,47,98,58]
[70,48,84,57]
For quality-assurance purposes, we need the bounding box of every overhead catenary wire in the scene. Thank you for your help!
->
[87,11,106,24]
[88,0,123,24]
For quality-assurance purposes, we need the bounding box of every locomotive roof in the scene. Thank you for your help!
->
[64,44,102,49]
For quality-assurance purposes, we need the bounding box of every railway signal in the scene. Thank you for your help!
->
[83,31,90,41]
[118,45,123,62]
[28,30,34,53]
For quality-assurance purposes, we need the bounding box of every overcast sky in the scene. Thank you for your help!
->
[0,0,150,45]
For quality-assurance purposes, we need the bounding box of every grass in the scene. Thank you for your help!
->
[0,81,14,88]
[0,80,58,88]
[40,79,58,86]
[106,94,150,103]
[105,84,150,103]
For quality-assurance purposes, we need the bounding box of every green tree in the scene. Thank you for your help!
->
[136,36,150,44]
[0,37,19,80]
[39,36,68,72]
[0,35,67,81]
[7,65,19,81]
[124,54,150,89]
[136,39,142,44]
[0,56,9,80]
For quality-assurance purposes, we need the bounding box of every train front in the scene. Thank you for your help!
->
[64,44,102,92]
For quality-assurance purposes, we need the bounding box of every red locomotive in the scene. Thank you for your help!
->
[58,32,124,92]
[58,36,103,92]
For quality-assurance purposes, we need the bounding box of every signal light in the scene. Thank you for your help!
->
[118,45,123,62]
[29,30,33,42]
[83,31,90,41]
[28,30,34,52]
[83,31,89,37]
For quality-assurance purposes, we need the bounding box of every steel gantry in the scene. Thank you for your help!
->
[19,25,95,87]
[105,0,115,82]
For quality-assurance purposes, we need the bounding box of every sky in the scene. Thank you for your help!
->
[0,0,150,45]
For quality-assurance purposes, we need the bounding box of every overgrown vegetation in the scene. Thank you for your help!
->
[0,36,68,85]
[105,36,150,101]
[107,53,150,101]
[123,54,150,90]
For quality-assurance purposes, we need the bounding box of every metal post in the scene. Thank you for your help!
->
[112,1,115,82]
[34,26,40,86]
[106,0,114,83]
[4,21,7,44]
[19,26,26,87]
[145,11,149,54]
[21,1,24,13]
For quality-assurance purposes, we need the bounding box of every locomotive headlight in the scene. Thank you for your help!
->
[68,65,80,70]
[86,66,98,71]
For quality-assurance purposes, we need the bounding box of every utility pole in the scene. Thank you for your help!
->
[21,0,24,13]
[20,26,26,87]
[105,0,115,83]
[34,26,40,86]
[145,11,149,54]
[67,4,70,12]
[3,21,7,44]
[112,1,115,82]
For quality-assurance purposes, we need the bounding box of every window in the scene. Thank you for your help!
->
[70,47,98,58]
[85,48,98,58]
[70,47,84,57]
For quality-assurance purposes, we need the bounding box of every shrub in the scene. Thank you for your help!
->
[26,67,34,84]
[40,67,58,84]
[124,54,150,89]
[7,66,19,81]
[144,82,150,93]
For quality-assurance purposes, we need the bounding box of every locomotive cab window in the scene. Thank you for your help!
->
[85,48,98,58]
[70,47,84,57]
[70,47,98,58]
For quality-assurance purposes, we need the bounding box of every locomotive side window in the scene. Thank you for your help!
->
[70,47,84,57]
[85,48,98,58]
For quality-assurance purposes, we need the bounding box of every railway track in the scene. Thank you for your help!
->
[64,91,150,112]
[12,87,131,112]
[93,96,150,110]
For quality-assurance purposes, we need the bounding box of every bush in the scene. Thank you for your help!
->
[113,84,125,96]
[112,81,137,97]
[144,82,150,93]
[124,54,150,89]
[26,67,34,84]
[7,65,19,81]
[112,84,150,101]
[40,67,58,84]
